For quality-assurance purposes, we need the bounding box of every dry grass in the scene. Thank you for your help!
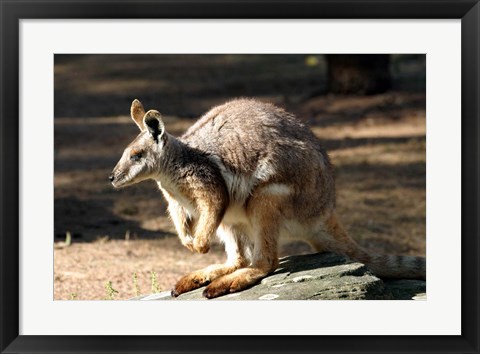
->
[54,237,226,300]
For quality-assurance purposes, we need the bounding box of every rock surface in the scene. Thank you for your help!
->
[132,252,426,301]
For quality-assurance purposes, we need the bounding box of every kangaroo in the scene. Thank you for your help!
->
[110,98,426,299]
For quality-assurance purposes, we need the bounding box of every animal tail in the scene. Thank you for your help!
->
[323,213,426,280]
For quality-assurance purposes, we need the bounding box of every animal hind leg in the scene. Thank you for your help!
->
[171,225,249,297]
[202,194,282,299]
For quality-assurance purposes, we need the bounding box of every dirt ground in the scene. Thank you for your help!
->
[54,55,426,300]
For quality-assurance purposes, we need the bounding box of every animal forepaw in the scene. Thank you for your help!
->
[193,238,210,254]
[183,242,195,253]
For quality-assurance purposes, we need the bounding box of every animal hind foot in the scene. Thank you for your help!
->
[202,274,248,299]
[202,268,269,299]
[171,263,241,297]
[171,272,210,297]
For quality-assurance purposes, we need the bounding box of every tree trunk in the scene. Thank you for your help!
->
[326,54,391,95]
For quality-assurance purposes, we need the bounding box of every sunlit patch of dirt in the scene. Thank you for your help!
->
[54,237,226,300]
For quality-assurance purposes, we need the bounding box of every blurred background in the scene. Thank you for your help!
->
[54,54,426,300]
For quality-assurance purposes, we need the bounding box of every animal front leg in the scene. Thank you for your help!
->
[192,199,225,254]
[192,215,217,254]
[164,193,196,252]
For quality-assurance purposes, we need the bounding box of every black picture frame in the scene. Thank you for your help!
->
[1,1,479,353]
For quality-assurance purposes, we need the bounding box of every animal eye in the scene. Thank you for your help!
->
[130,152,142,161]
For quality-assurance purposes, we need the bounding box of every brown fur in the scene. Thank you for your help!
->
[110,98,426,299]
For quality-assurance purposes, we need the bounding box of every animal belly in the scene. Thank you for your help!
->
[222,204,250,227]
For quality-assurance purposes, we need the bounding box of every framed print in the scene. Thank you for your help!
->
[1,0,479,353]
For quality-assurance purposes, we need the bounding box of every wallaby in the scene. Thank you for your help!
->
[110,98,426,299]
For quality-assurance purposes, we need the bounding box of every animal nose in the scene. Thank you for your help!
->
[109,174,115,182]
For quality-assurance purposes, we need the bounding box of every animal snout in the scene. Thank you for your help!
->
[109,174,115,182]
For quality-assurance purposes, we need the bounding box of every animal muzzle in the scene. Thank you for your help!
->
[109,170,125,187]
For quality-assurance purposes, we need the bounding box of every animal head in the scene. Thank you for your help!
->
[109,99,167,188]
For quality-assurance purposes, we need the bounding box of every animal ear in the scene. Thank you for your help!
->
[143,110,165,143]
[131,99,146,131]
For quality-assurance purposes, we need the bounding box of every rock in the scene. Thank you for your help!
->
[383,279,427,300]
[132,252,426,301]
